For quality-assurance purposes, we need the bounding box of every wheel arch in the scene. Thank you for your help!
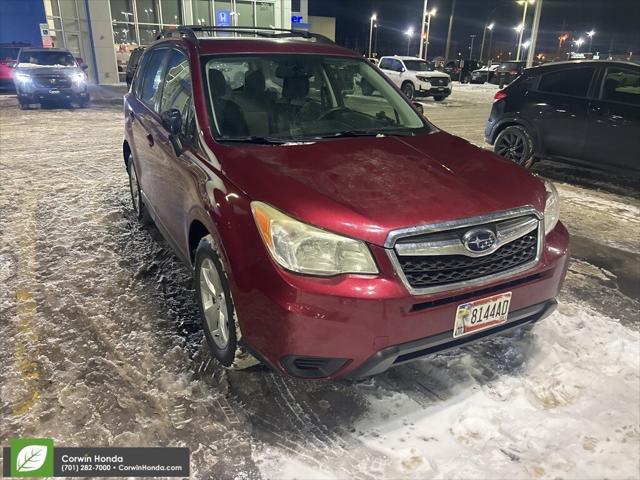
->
[123,140,131,168]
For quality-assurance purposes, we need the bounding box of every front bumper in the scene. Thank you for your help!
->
[17,86,88,103]
[416,83,451,97]
[235,221,570,380]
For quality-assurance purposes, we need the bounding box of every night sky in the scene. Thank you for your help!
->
[309,0,640,60]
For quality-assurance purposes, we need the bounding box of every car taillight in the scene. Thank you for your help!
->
[494,90,508,102]
[454,68,461,74]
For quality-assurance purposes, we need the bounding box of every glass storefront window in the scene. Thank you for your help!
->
[160,0,182,25]
[113,23,136,45]
[110,0,135,23]
[137,0,159,23]
[235,1,254,27]
[139,24,161,45]
[215,0,233,26]
[192,0,212,25]
[256,2,274,27]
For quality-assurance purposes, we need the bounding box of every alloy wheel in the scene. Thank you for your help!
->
[199,258,229,349]
[495,131,527,164]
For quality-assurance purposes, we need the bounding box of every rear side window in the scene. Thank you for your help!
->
[538,67,595,98]
[160,49,194,138]
[601,67,640,105]
[139,49,167,109]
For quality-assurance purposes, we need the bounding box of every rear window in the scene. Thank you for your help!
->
[537,67,595,98]
[601,67,640,105]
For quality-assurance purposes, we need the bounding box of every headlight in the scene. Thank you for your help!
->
[416,76,431,83]
[14,72,32,83]
[70,72,86,85]
[543,179,560,234]
[251,201,379,276]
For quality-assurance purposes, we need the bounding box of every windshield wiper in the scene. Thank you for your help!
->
[217,135,288,145]
[315,129,415,139]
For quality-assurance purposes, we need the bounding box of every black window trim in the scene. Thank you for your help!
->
[534,66,598,100]
[598,65,640,106]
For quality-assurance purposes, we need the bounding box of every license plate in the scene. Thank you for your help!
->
[438,87,444,91]
[49,89,60,94]
[453,292,512,338]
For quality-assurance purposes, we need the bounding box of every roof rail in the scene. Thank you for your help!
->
[156,25,334,45]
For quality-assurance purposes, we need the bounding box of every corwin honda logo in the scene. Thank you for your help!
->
[462,228,497,253]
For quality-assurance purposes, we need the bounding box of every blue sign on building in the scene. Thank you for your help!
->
[216,10,232,27]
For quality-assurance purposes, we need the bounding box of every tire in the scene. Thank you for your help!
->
[195,235,258,369]
[401,81,415,100]
[18,100,29,110]
[127,155,152,224]
[494,125,535,168]
[79,98,90,108]
[462,74,471,84]
[433,95,446,102]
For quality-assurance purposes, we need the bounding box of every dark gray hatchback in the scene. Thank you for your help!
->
[485,60,640,173]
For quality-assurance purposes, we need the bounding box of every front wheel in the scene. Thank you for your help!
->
[127,155,152,224]
[195,235,258,370]
[494,125,535,167]
[401,81,415,100]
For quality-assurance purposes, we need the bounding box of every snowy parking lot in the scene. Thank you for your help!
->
[1,85,638,479]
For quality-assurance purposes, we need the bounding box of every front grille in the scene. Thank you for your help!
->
[430,77,449,87]
[33,75,71,88]
[397,230,538,289]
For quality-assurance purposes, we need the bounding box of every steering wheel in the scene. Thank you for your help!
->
[317,107,352,121]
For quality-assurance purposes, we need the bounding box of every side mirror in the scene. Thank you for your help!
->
[400,67,406,73]
[412,102,424,115]
[80,63,88,70]
[5,60,17,68]
[161,108,184,155]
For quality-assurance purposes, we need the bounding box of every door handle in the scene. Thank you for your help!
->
[146,134,154,147]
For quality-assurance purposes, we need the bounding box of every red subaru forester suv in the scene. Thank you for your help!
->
[123,26,569,379]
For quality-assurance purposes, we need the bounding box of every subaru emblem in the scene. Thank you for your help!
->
[462,228,497,253]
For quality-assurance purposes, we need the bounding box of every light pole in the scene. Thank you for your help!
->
[514,24,523,59]
[526,0,542,67]
[418,0,429,59]
[469,34,476,60]
[480,22,494,63]
[368,14,377,58]
[405,28,414,56]
[424,8,436,60]
[515,0,534,61]
[587,30,595,53]
[374,23,379,57]
[445,0,457,60]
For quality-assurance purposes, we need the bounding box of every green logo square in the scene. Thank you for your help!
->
[9,438,54,477]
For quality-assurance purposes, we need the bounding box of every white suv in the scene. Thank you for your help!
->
[378,56,451,101]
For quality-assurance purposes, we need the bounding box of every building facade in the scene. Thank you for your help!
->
[9,0,293,84]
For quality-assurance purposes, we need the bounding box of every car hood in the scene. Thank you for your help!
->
[219,131,546,247]
[413,70,449,78]
[15,66,80,76]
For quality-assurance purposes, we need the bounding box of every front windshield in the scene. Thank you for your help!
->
[203,55,427,141]
[403,60,432,71]
[18,51,76,67]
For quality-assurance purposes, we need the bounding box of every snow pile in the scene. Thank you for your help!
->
[255,304,640,479]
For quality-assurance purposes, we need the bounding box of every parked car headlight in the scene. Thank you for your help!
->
[251,201,378,276]
[70,72,86,86]
[14,72,32,84]
[416,76,431,83]
[543,180,560,234]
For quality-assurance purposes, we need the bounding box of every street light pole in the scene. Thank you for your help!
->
[445,0,456,60]
[424,9,436,60]
[418,0,429,59]
[469,34,476,60]
[479,23,493,63]
[514,24,523,59]
[368,14,376,58]
[587,30,595,53]
[516,0,532,61]
[405,28,414,56]
[488,25,495,64]
[526,0,542,67]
